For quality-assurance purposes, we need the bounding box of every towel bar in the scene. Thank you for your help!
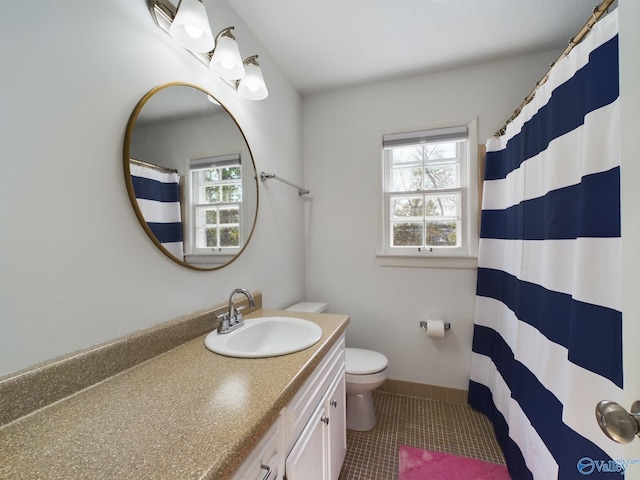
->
[260,172,310,196]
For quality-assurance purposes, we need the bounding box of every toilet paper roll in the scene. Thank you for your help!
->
[425,319,445,338]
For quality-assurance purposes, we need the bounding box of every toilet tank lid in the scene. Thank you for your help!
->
[285,302,329,313]
[345,348,388,375]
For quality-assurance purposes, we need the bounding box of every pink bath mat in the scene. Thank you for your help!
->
[398,445,511,480]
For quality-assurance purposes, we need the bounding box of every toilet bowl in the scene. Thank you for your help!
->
[285,302,389,432]
[344,347,388,431]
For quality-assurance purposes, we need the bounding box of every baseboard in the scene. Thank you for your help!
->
[377,378,468,405]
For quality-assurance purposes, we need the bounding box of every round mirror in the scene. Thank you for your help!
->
[123,83,258,270]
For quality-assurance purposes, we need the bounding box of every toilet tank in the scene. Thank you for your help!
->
[285,302,329,313]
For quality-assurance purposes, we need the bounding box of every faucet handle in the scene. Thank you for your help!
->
[232,308,244,324]
[216,312,230,333]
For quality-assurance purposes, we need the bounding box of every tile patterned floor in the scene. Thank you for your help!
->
[338,390,506,480]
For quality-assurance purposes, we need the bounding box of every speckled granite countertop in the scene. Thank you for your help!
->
[0,309,349,480]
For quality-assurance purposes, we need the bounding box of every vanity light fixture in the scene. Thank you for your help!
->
[237,56,268,100]
[210,27,245,80]
[148,0,268,100]
[169,0,214,53]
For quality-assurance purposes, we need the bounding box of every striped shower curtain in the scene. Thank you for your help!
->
[130,163,184,260]
[469,9,625,480]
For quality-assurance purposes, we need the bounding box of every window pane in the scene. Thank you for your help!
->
[219,207,239,224]
[390,146,422,165]
[424,142,457,160]
[391,166,422,191]
[204,169,219,182]
[196,206,217,226]
[221,166,241,180]
[220,227,240,247]
[426,221,458,247]
[204,186,220,203]
[222,185,242,202]
[424,164,459,189]
[424,194,459,217]
[205,210,217,224]
[391,196,423,218]
[194,225,218,248]
[205,228,218,247]
[392,222,423,246]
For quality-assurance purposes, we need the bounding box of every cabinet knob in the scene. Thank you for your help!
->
[321,416,330,426]
[330,399,338,408]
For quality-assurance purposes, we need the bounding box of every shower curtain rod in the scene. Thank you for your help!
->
[494,0,615,137]
[130,158,178,174]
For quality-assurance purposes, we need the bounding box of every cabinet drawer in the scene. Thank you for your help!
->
[231,414,283,480]
[286,334,345,445]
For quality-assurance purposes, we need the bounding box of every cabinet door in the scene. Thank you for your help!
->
[326,372,346,480]
[285,404,327,480]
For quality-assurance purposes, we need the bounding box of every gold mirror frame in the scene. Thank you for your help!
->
[123,82,258,271]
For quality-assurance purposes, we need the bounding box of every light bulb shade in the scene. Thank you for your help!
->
[169,0,214,53]
[210,34,245,80]
[237,60,268,100]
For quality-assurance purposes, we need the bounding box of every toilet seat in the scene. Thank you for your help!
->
[345,370,388,384]
[345,348,388,375]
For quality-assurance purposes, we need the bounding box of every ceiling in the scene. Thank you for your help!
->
[226,0,607,95]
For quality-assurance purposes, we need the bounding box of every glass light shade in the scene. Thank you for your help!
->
[237,62,268,100]
[210,35,246,80]
[169,0,214,53]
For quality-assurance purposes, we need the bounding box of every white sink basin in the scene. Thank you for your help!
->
[204,316,323,358]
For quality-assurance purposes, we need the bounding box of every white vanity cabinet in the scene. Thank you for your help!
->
[231,334,346,480]
[284,335,346,480]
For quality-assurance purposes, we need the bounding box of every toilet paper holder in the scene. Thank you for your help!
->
[419,320,451,331]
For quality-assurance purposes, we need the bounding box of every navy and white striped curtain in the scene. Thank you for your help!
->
[469,9,625,480]
[130,163,184,260]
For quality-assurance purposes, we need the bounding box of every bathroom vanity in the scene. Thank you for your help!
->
[231,334,346,480]
[0,308,349,480]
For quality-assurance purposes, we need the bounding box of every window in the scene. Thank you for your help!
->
[381,124,476,261]
[187,154,244,256]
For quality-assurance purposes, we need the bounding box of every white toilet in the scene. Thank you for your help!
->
[285,302,389,432]
[344,347,388,431]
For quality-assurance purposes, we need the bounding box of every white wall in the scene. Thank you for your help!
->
[302,51,563,389]
[0,0,305,377]
[619,0,640,470]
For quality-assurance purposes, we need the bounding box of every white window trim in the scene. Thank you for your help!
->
[375,117,479,269]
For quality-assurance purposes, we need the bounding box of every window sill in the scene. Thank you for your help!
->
[184,253,236,266]
[375,252,478,270]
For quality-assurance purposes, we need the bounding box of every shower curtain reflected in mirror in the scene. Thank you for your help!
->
[130,161,184,260]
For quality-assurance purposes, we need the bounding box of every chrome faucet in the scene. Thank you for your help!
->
[217,288,255,334]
